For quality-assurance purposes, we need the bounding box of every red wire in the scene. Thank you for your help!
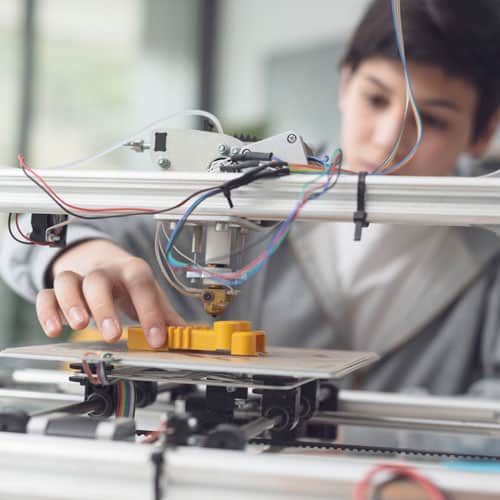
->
[14,214,34,242]
[354,464,446,500]
[81,351,101,385]
[18,154,157,214]
[18,154,218,220]
[14,213,52,245]
[141,421,168,444]
[176,153,341,280]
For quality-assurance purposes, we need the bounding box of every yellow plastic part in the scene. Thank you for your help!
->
[70,328,128,342]
[127,320,266,356]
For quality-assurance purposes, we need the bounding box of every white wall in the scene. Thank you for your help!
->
[214,0,370,127]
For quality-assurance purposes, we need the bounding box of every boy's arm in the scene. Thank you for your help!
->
[0,215,184,347]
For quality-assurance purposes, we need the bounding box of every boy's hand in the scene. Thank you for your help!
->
[35,239,184,347]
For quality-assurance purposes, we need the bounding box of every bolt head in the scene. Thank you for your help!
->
[217,144,228,154]
[230,147,241,155]
[157,158,171,169]
[287,133,297,144]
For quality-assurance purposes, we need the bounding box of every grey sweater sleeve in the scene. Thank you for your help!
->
[0,214,154,303]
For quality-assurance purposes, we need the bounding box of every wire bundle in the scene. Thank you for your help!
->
[115,380,136,418]
[162,150,343,288]
[373,0,423,174]
[81,351,114,386]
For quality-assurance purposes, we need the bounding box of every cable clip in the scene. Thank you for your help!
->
[82,351,115,386]
[353,172,369,241]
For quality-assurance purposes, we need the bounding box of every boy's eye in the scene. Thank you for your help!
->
[420,112,449,131]
[363,92,389,109]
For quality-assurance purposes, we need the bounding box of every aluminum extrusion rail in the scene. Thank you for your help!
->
[2,168,500,225]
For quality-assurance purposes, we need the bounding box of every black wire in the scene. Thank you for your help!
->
[7,213,33,245]
[165,164,290,261]
[165,221,280,265]
[14,161,289,253]
[19,166,219,220]
[19,162,287,222]
[151,449,164,500]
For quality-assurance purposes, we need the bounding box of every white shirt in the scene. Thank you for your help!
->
[330,223,454,350]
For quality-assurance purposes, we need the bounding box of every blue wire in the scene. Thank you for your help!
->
[374,0,422,175]
[193,162,339,287]
[166,188,222,268]
[165,153,341,287]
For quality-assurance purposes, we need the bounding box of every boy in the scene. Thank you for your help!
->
[2,0,500,399]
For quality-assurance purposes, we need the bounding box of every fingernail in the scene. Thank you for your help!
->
[147,327,165,348]
[45,318,60,336]
[101,318,119,341]
[69,306,85,326]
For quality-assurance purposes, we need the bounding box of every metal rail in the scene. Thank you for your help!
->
[2,168,500,225]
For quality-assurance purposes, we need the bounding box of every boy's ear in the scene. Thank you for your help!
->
[338,65,354,112]
[467,109,500,158]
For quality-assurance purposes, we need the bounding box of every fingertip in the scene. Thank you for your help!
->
[103,334,122,344]
[44,318,62,338]
[146,326,166,348]
[68,306,89,330]
[100,318,122,343]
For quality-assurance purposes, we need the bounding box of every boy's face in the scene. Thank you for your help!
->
[339,58,492,176]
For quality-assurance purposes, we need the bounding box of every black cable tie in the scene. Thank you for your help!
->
[223,187,234,208]
[353,171,369,241]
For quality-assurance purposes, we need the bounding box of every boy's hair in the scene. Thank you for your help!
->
[341,0,500,141]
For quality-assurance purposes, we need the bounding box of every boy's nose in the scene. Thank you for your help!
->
[372,108,413,161]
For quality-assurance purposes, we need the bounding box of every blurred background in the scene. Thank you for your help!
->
[0,0,372,347]
[0,0,498,347]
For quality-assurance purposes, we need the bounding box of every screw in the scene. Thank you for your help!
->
[188,417,198,429]
[157,157,171,169]
[287,133,297,144]
[217,144,228,155]
[203,291,214,302]
[230,146,241,155]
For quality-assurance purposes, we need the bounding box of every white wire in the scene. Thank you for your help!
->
[160,222,199,266]
[158,222,235,294]
[155,222,202,297]
[372,0,410,173]
[10,109,224,170]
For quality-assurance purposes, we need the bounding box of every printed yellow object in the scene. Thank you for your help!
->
[127,320,266,356]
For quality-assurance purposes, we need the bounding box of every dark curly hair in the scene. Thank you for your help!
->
[341,0,500,141]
